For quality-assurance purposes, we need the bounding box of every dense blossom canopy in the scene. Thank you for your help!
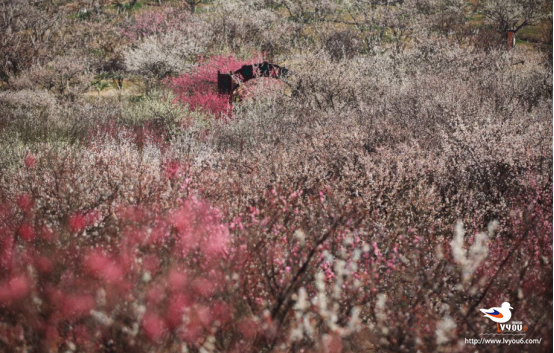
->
[0,0,551,352]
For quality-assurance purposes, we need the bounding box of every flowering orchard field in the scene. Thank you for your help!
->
[0,0,552,352]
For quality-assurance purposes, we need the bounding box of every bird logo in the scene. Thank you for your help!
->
[479,302,513,323]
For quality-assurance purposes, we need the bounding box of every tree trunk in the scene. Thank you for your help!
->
[188,0,196,13]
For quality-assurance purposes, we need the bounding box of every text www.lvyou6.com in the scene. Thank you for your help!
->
[465,338,542,345]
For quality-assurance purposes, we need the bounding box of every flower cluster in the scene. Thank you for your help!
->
[167,54,264,119]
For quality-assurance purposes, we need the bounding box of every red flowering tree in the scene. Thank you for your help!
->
[167,54,266,119]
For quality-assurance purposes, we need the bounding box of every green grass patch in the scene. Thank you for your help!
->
[68,10,92,21]
[518,25,543,43]
[468,12,485,28]
[114,1,143,12]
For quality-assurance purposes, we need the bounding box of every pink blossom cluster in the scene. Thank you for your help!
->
[0,194,244,351]
[167,54,265,119]
[122,5,190,42]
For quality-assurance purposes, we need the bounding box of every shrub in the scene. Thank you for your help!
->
[0,195,242,352]
[9,56,92,100]
[207,0,295,56]
[0,1,66,82]
[167,54,263,119]
[119,92,193,140]
[121,5,191,42]
[124,31,207,81]
[123,7,213,92]
[0,147,369,352]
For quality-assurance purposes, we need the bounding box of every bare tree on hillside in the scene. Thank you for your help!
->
[482,0,550,35]
[184,0,201,13]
